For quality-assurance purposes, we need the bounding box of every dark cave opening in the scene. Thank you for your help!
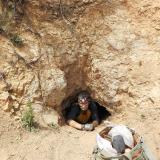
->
[60,89,111,125]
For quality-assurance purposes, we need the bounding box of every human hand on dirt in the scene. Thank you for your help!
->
[82,124,94,131]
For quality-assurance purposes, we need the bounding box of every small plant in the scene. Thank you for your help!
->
[49,123,60,132]
[10,34,23,46]
[21,101,34,131]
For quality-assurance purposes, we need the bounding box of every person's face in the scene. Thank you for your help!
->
[79,101,89,111]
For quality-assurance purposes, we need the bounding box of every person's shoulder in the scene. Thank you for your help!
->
[89,100,97,105]
[70,103,80,110]
[89,101,98,110]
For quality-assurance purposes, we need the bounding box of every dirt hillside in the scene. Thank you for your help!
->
[0,108,159,160]
[0,0,160,159]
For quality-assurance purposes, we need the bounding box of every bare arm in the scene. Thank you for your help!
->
[92,120,99,128]
[67,119,83,130]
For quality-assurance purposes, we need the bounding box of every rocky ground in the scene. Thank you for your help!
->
[0,108,159,160]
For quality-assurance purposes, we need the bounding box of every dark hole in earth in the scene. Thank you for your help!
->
[94,101,111,123]
[60,89,111,125]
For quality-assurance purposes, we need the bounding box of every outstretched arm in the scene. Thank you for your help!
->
[67,119,83,130]
[67,119,95,131]
[92,120,99,128]
[66,105,83,130]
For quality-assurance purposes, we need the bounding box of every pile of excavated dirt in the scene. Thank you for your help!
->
[0,109,159,160]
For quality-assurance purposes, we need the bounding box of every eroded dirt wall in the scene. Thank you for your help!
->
[0,0,160,118]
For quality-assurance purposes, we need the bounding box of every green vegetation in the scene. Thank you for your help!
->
[0,0,25,44]
[49,123,60,132]
[49,123,59,130]
[21,102,35,132]
[10,34,23,46]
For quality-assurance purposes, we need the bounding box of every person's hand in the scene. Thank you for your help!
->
[82,124,94,131]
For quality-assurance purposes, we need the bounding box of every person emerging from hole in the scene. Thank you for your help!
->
[66,91,99,131]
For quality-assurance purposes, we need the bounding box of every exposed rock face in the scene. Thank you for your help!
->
[0,0,160,115]
[39,68,66,107]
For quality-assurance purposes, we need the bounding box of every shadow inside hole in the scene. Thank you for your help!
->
[94,101,111,123]
[60,89,111,124]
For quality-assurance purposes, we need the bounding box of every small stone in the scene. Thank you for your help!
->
[83,0,94,4]
[11,95,17,100]
[0,92,10,101]
[42,110,59,125]
[83,0,89,3]
[32,103,43,113]
[3,102,11,112]
[126,18,132,22]
[13,102,19,109]
[14,116,20,121]
[17,125,21,129]
[10,108,14,113]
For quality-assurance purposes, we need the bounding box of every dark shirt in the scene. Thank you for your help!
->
[66,101,99,124]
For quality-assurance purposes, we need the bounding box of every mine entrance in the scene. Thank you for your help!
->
[60,89,111,124]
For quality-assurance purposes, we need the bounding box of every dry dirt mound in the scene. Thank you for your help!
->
[0,108,102,160]
[0,109,159,160]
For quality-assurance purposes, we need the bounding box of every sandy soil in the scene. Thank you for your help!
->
[0,108,159,160]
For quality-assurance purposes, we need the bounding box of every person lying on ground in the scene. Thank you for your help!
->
[66,91,99,131]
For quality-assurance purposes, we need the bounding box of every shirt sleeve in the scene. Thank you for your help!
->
[90,101,99,122]
[66,104,80,121]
